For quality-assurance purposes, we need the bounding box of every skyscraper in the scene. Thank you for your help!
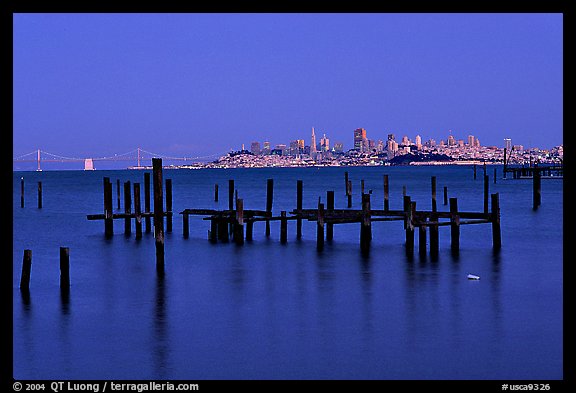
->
[354,128,367,152]
[250,141,261,155]
[468,135,475,147]
[320,134,330,152]
[263,141,271,155]
[310,127,317,155]
[504,138,512,151]
[415,135,422,149]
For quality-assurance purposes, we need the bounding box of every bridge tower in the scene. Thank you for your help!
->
[137,147,141,167]
[36,149,41,171]
[84,158,95,170]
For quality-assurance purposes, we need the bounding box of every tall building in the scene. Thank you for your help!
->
[468,135,475,147]
[504,138,512,151]
[297,139,305,150]
[448,134,456,146]
[354,128,367,152]
[333,142,344,153]
[415,135,422,149]
[320,134,330,152]
[263,141,271,155]
[376,140,384,152]
[289,140,300,156]
[250,141,261,155]
[310,127,317,155]
[401,135,410,146]
[387,134,395,142]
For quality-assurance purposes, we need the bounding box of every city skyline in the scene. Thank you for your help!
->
[13,13,563,157]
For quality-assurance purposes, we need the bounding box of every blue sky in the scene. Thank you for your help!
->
[13,13,563,158]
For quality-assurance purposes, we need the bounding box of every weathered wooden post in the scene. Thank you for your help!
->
[21,177,24,208]
[235,198,244,245]
[166,179,173,233]
[360,193,372,253]
[431,176,437,213]
[484,175,489,215]
[214,184,219,202]
[266,179,273,237]
[449,197,460,253]
[228,179,234,235]
[347,180,352,208]
[246,219,254,241]
[37,181,42,209]
[144,172,151,233]
[326,191,335,241]
[124,181,132,235]
[280,211,287,243]
[503,148,508,179]
[404,196,414,254]
[317,202,325,251]
[419,215,427,257]
[152,158,165,273]
[60,247,70,289]
[533,166,541,210]
[429,211,439,256]
[134,183,142,239]
[103,177,113,237]
[384,174,389,211]
[117,179,121,210]
[491,193,502,250]
[473,164,477,180]
[443,186,448,206]
[209,218,218,242]
[20,249,32,290]
[361,179,365,195]
[217,216,229,242]
[344,171,349,196]
[296,180,303,239]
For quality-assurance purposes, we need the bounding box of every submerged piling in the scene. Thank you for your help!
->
[296,180,303,239]
[20,249,32,290]
[266,179,273,237]
[450,197,460,253]
[60,247,70,288]
[144,172,151,233]
[134,183,142,239]
[152,158,165,273]
[124,181,132,235]
[326,191,335,241]
[37,182,42,209]
[103,177,113,237]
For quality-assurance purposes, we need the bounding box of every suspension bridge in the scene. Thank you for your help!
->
[13,147,228,170]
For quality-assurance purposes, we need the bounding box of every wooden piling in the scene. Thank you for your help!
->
[21,177,24,208]
[134,183,142,239]
[228,179,235,236]
[152,158,165,272]
[235,198,244,245]
[37,181,42,209]
[429,212,439,256]
[317,202,325,251]
[117,179,121,210]
[360,193,372,253]
[20,249,32,290]
[217,217,229,242]
[473,164,477,180]
[280,211,287,243]
[103,177,113,237]
[431,176,437,212]
[209,218,217,242]
[384,174,389,211]
[347,180,352,208]
[144,172,151,233]
[124,181,132,235]
[183,212,189,239]
[60,247,70,288]
[344,171,349,196]
[503,148,508,179]
[166,179,172,233]
[533,167,541,210]
[443,186,448,206]
[296,180,303,239]
[266,179,273,237]
[246,220,254,241]
[449,197,460,252]
[491,193,502,250]
[419,215,427,257]
[404,196,414,254]
[214,184,219,202]
[361,179,365,195]
[326,191,335,241]
[484,175,489,215]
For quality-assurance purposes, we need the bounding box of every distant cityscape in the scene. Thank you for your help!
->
[185,127,563,169]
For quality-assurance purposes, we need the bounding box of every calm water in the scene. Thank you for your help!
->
[12,166,563,379]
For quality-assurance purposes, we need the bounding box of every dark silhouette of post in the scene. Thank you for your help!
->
[60,247,70,288]
[280,211,287,243]
[152,158,165,273]
[21,177,24,208]
[360,193,372,253]
[384,174,389,211]
[144,172,151,233]
[419,215,427,257]
[484,175,489,215]
[117,179,121,210]
[124,181,132,235]
[404,196,414,255]
[134,183,142,239]
[317,202,324,251]
[266,179,273,237]
[20,249,32,290]
[431,176,437,213]
[326,191,335,241]
[235,198,244,245]
[37,181,42,209]
[450,198,460,253]
[214,184,219,202]
[103,177,113,237]
[296,180,303,239]
[209,218,217,242]
[443,186,448,206]
[166,179,172,233]
[344,171,349,196]
[533,166,541,210]
[491,193,502,250]
[347,180,352,208]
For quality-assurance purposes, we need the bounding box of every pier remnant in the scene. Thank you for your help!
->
[153,158,165,273]
[20,249,32,290]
